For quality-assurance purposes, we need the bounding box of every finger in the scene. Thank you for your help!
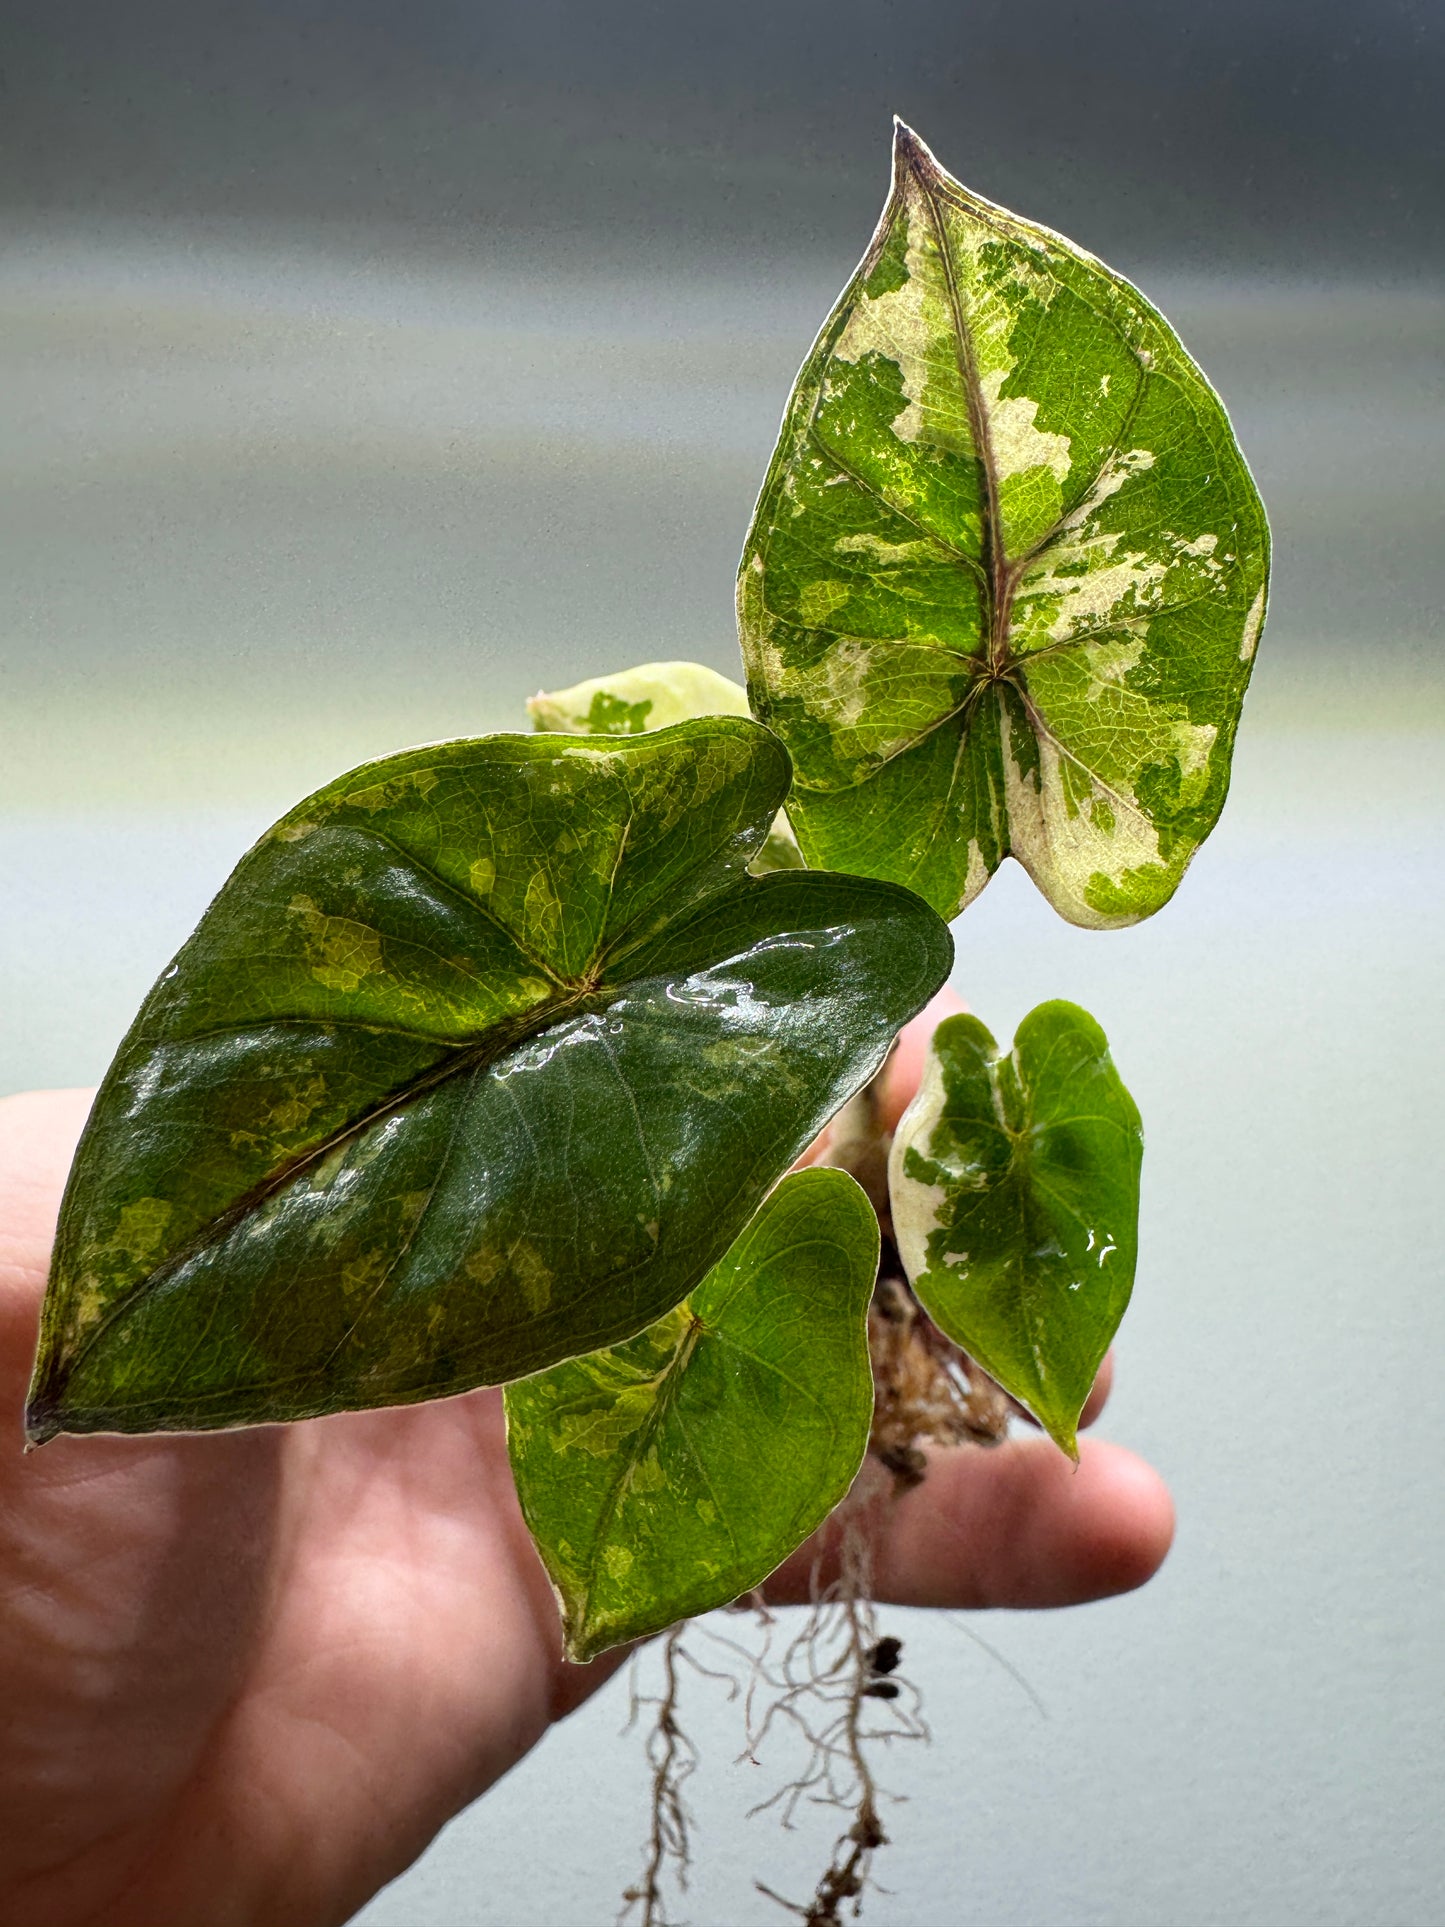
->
[0,1090,96,1411]
[766,1434,1174,1611]
[1079,1352,1114,1429]
[878,985,967,1134]
[0,1090,94,1277]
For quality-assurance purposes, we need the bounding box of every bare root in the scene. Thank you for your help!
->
[747,1480,927,1924]
[620,1626,695,1927]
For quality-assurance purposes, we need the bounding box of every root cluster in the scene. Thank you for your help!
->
[868,1264,1010,1486]
[621,1061,1012,1925]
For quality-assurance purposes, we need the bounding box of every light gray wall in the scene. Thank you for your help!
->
[4,0,1442,273]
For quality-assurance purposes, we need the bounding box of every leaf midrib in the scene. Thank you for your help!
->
[786,143,1164,801]
[899,129,1156,618]
[900,141,1162,747]
[900,136,1011,679]
[40,985,616,1423]
[574,1312,708,1628]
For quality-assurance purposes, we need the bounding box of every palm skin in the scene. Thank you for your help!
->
[0,1009,1173,1927]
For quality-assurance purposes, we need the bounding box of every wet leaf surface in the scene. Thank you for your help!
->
[28,722,949,1440]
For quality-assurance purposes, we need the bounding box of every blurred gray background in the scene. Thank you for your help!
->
[2,4,1442,1923]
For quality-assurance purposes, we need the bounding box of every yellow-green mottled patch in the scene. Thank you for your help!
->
[288,896,384,993]
[340,1249,390,1298]
[342,767,440,812]
[799,580,852,626]
[110,1196,174,1263]
[266,1074,329,1137]
[511,1241,552,1313]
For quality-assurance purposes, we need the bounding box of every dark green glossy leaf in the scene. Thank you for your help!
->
[887,1003,1141,1456]
[28,721,950,1442]
[505,1166,878,1661]
[739,121,1269,928]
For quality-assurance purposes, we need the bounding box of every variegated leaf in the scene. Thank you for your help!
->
[27,721,949,1442]
[739,121,1269,928]
[526,660,751,736]
[888,1004,1142,1456]
[505,1166,878,1661]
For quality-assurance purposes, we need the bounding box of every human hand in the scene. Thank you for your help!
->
[0,1001,1172,1927]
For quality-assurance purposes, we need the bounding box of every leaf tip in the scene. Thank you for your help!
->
[890,117,941,187]
[1032,1395,1083,1462]
[563,1608,633,1667]
[22,1397,61,1452]
[562,1627,599,1666]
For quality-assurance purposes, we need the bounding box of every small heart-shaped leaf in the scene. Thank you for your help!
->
[740,121,1269,928]
[888,1003,1141,1456]
[505,1165,878,1661]
[528,658,805,871]
[28,720,950,1442]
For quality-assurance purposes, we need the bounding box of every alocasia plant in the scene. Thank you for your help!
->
[22,122,1266,1924]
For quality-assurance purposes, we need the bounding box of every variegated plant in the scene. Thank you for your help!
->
[28,125,1264,1663]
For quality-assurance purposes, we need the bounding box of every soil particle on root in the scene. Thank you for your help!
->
[867,1260,1011,1484]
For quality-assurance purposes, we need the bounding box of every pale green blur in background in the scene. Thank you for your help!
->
[2,3,1442,1921]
